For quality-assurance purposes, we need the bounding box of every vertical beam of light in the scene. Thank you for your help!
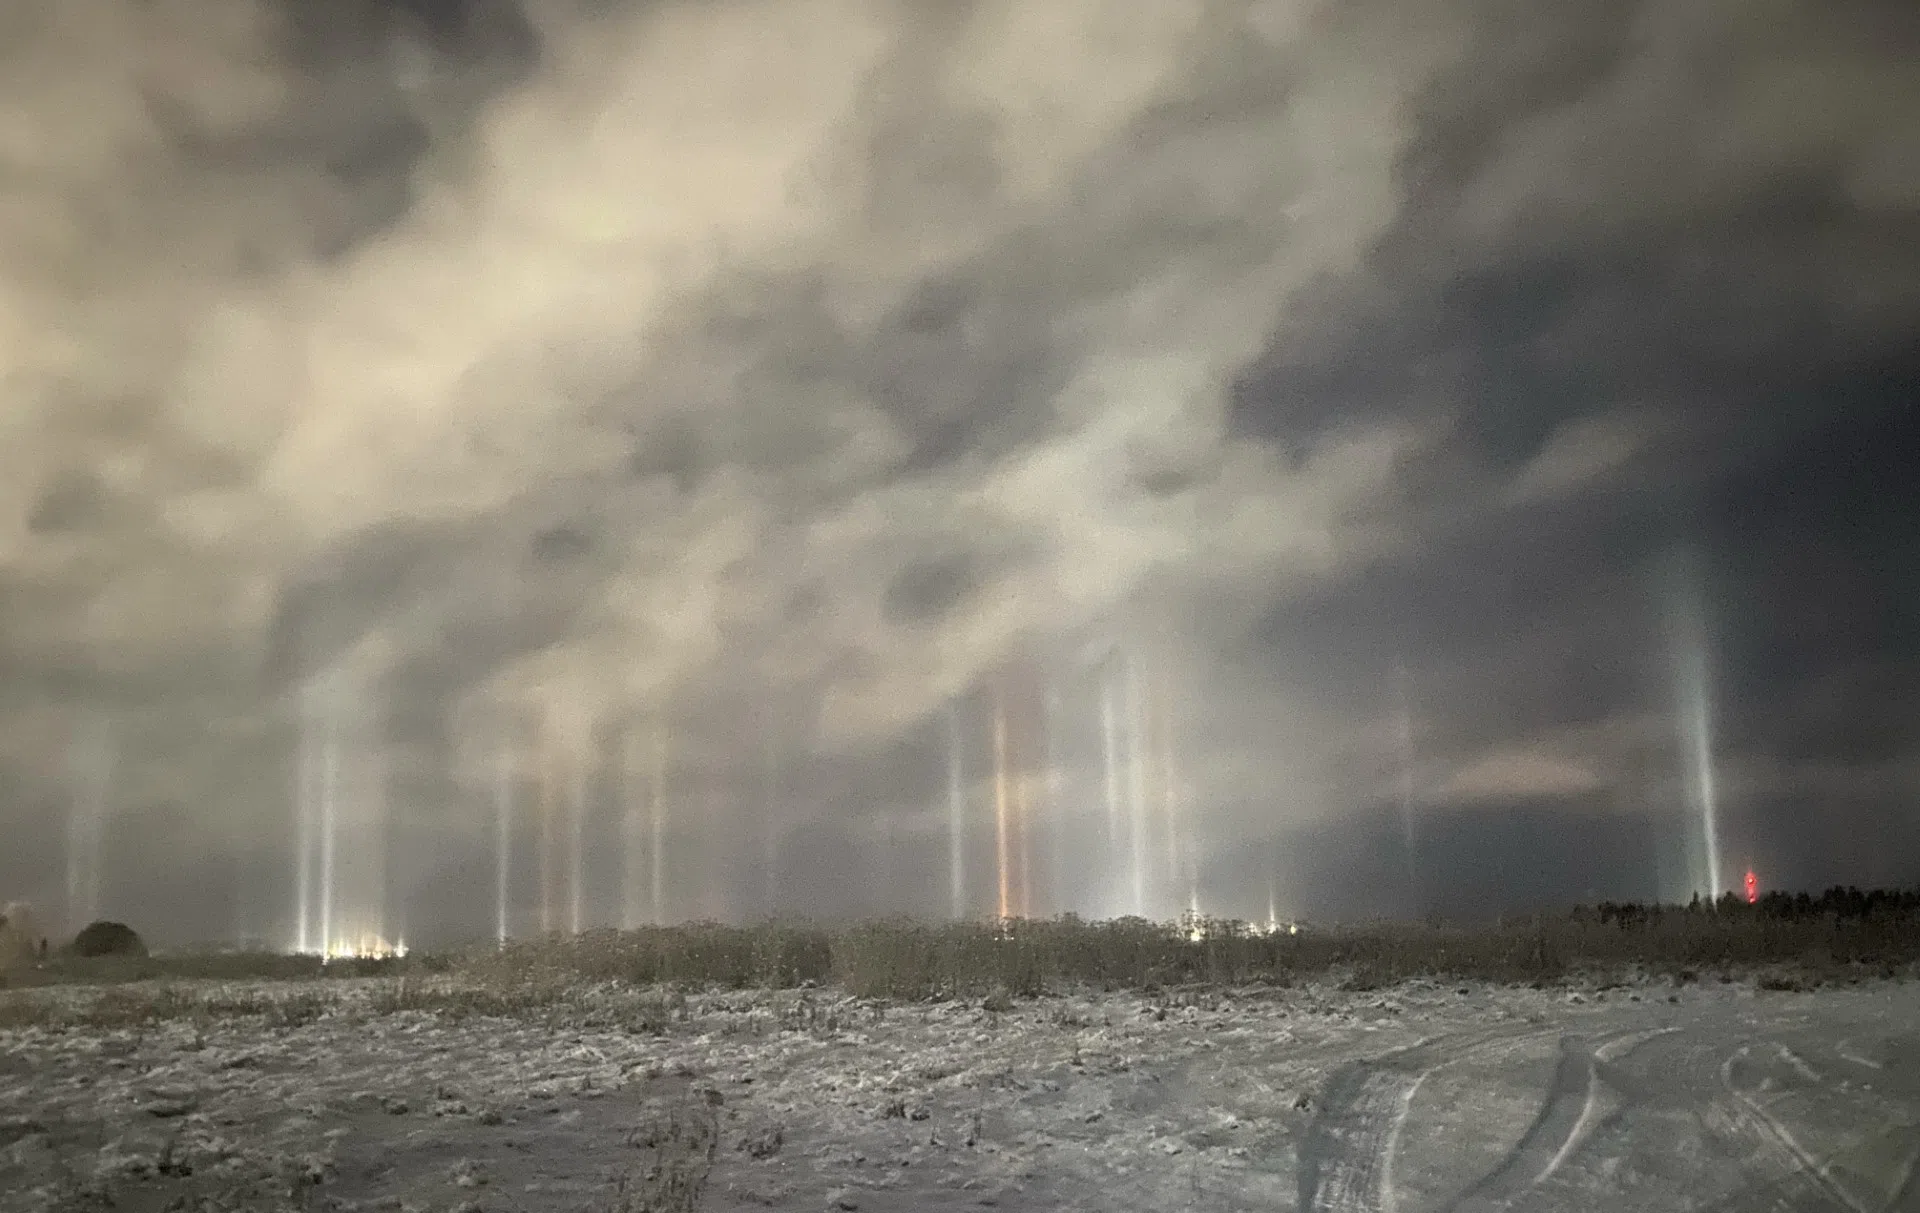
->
[1392,658,1419,901]
[650,718,668,927]
[701,779,728,921]
[318,708,339,958]
[621,728,645,930]
[65,714,113,931]
[1669,547,1725,903]
[1014,723,1033,920]
[1680,653,1723,901]
[1043,683,1065,920]
[230,845,249,950]
[878,808,898,917]
[366,723,390,954]
[87,718,111,923]
[1136,660,1157,900]
[538,730,556,936]
[1157,681,1181,882]
[494,743,514,949]
[567,736,587,936]
[993,690,1012,921]
[294,705,314,954]
[1099,666,1123,857]
[1676,627,1723,900]
[1158,693,1197,921]
[1124,652,1150,919]
[761,716,781,921]
[76,724,94,927]
[1010,670,1033,919]
[946,702,967,920]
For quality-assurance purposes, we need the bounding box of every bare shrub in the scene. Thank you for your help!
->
[428,901,1920,1001]
[616,1096,720,1213]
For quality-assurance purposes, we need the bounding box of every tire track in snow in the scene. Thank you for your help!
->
[1771,1037,1920,1213]
[1298,1027,1559,1213]
[1436,1038,1595,1213]
[1835,1039,1885,1074]
[1437,1027,1671,1213]
[1653,1029,1860,1213]
[1722,1046,1875,1213]
[1299,1059,1422,1213]
[1889,1143,1920,1213]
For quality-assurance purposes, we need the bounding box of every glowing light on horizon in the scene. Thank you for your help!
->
[312,932,408,962]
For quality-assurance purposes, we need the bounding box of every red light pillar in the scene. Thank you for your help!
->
[1745,869,1758,904]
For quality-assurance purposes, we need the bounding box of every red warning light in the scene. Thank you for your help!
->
[1745,869,1758,904]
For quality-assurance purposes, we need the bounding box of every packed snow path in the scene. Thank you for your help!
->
[3,977,1917,1211]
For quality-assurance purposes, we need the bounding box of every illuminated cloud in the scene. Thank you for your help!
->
[1442,749,1604,803]
[2,0,1915,933]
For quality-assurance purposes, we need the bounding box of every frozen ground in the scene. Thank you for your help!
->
[3,975,1918,1212]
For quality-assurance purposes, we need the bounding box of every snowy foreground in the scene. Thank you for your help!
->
[3,976,1918,1212]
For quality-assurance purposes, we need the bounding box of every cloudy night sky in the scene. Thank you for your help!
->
[1,0,1915,947]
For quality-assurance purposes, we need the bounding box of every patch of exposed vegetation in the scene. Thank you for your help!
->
[613,1094,721,1213]
[2,887,1915,1031]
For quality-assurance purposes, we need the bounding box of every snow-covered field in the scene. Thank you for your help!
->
[3,975,1917,1212]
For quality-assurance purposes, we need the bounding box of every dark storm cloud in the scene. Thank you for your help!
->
[1229,0,1918,866]
[3,0,1916,938]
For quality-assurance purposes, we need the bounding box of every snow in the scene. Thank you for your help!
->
[3,975,1917,1211]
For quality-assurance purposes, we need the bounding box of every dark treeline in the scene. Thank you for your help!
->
[1584,886,1920,928]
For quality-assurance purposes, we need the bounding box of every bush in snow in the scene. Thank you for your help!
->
[71,920,147,959]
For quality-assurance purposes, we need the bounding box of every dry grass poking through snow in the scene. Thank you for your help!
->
[612,1094,722,1213]
[443,904,1920,999]
[4,905,1918,1032]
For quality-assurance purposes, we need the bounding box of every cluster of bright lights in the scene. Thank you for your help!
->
[1183,916,1301,942]
[1253,919,1302,938]
[981,916,1300,944]
[297,933,408,963]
